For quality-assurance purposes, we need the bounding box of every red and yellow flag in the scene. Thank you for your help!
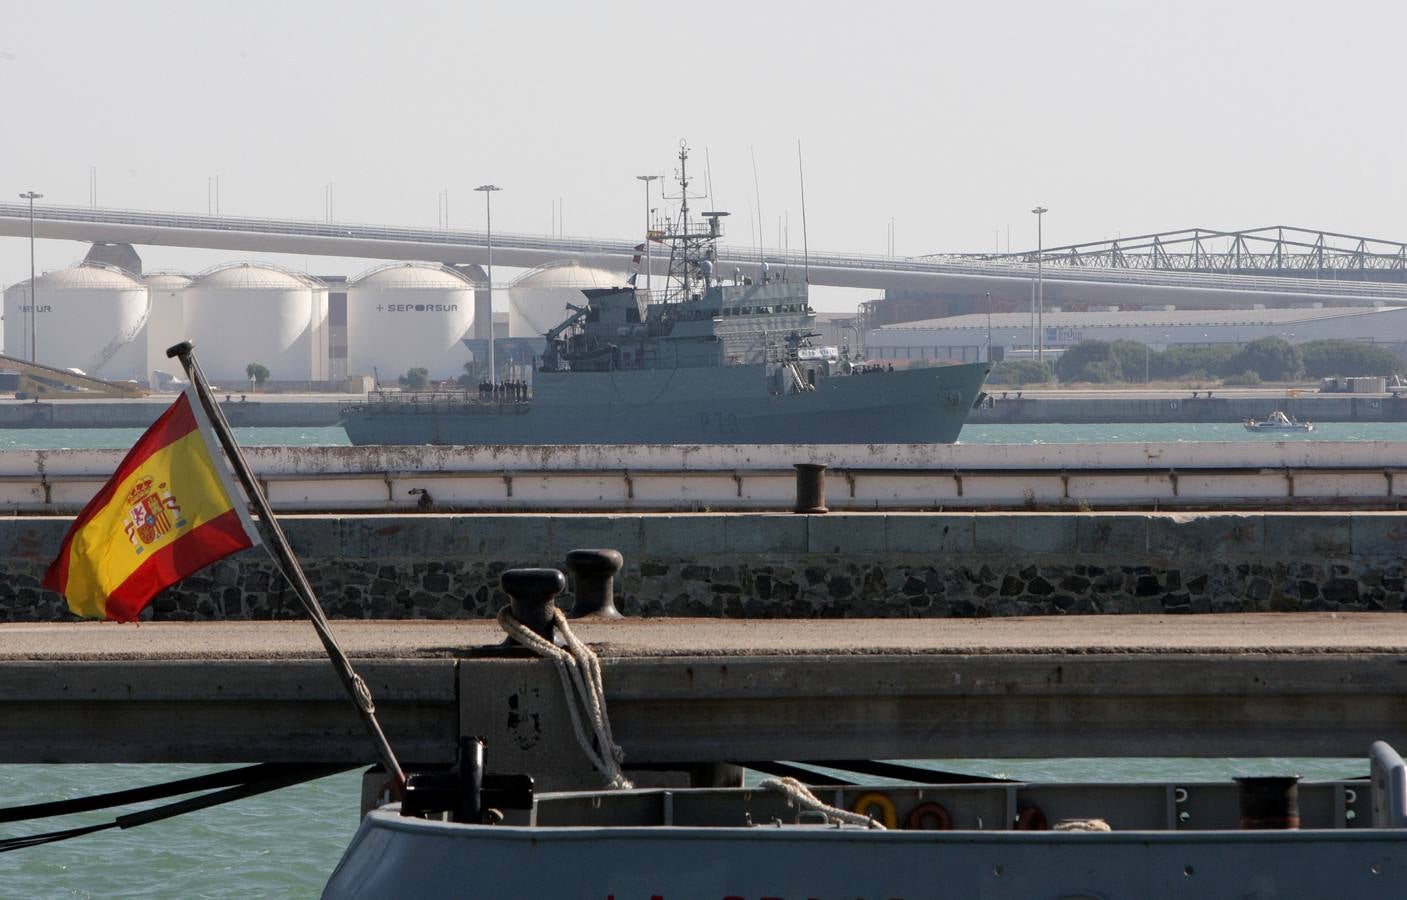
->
[42,386,260,621]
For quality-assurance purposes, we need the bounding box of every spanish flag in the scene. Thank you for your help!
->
[42,385,261,621]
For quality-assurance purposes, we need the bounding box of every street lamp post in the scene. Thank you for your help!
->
[636,175,660,292]
[985,291,993,363]
[474,184,503,388]
[1031,206,1048,362]
[19,191,43,362]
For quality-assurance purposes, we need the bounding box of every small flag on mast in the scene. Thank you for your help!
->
[42,384,260,621]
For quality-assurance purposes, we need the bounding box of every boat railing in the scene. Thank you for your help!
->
[365,390,476,405]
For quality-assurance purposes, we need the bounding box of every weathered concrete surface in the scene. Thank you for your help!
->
[0,396,344,428]
[1,511,1405,623]
[1,616,1404,779]
[11,439,1406,478]
[970,391,1407,423]
[4,442,1402,514]
[0,389,1401,427]
[5,613,1403,658]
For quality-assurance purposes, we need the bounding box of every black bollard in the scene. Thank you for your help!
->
[499,568,567,644]
[565,548,625,619]
[1235,775,1301,829]
[794,463,828,514]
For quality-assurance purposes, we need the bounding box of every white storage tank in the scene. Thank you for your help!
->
[508,260,628,338]
[346,263,475,380]
[142,272,191,386]
[183,263,322,384]
[2,264,148,379]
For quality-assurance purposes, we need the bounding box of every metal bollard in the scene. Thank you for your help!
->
[564,548,625,619]
[499,568,567,644]
[794,463,828,514]
[1235,775,1301,829]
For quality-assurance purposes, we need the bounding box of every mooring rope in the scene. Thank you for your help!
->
[0,764,355,853]
[497,606,633,790]
[759,776,886,829]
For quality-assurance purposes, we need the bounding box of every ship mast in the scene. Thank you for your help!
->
[660,140,721,304]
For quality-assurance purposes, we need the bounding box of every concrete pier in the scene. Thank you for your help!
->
[0,395,345,428]
[0,388,1404,428]
[971,389,1407,424]
[2,442,1404,513]
[0,615,1403,788]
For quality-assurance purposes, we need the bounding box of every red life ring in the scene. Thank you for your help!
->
[904,801,953,830]
[1015,805,1048,830]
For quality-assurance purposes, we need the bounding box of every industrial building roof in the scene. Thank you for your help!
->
[350,262,472,290]
[143,272,193,289]
[192,262,324,290]
[875,305,1406,332]
[511,259,627,289]
[17,264,144,290]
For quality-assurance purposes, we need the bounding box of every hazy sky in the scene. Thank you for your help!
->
[3,0,1405,311]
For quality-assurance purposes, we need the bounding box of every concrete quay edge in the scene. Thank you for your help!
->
[0,509,1403,562]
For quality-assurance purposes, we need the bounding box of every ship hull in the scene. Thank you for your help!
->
[326,810,1407,899]
[341,363,990,446]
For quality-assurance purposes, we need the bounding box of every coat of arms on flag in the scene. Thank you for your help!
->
[42,385,260,622]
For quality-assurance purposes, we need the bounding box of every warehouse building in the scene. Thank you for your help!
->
[865,305,1407,364]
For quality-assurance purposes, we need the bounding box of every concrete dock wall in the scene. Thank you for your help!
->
[0,390,1404,428]
[971,393,1407,423]
[2,511,1403,622]
[0,398,344,428]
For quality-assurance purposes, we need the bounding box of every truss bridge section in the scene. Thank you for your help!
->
[959,226,1407,283]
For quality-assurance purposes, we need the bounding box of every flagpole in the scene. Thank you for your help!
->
[166,341,406,791]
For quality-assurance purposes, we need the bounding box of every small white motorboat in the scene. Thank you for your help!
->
[1244,410,1314,432]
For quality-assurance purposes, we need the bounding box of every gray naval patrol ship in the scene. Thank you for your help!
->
[341,146,990,446]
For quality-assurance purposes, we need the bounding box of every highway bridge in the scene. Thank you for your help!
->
[4,203,1407,312]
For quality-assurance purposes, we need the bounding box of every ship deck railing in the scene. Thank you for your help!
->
[343,390,531,414]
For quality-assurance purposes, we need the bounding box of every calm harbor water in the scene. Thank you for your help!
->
[0,422,1391,896]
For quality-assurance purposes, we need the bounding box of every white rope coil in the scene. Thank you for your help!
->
[497,606,633,790]
[759,776,886,829]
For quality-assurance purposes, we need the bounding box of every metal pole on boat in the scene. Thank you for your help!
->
[1031,206,1048,362]
[165,340,407,791]
[985,291,992,363]
[637,175,660,292]
[476,184,503,388]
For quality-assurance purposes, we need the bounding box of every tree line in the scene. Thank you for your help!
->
[989,337,1405,385]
